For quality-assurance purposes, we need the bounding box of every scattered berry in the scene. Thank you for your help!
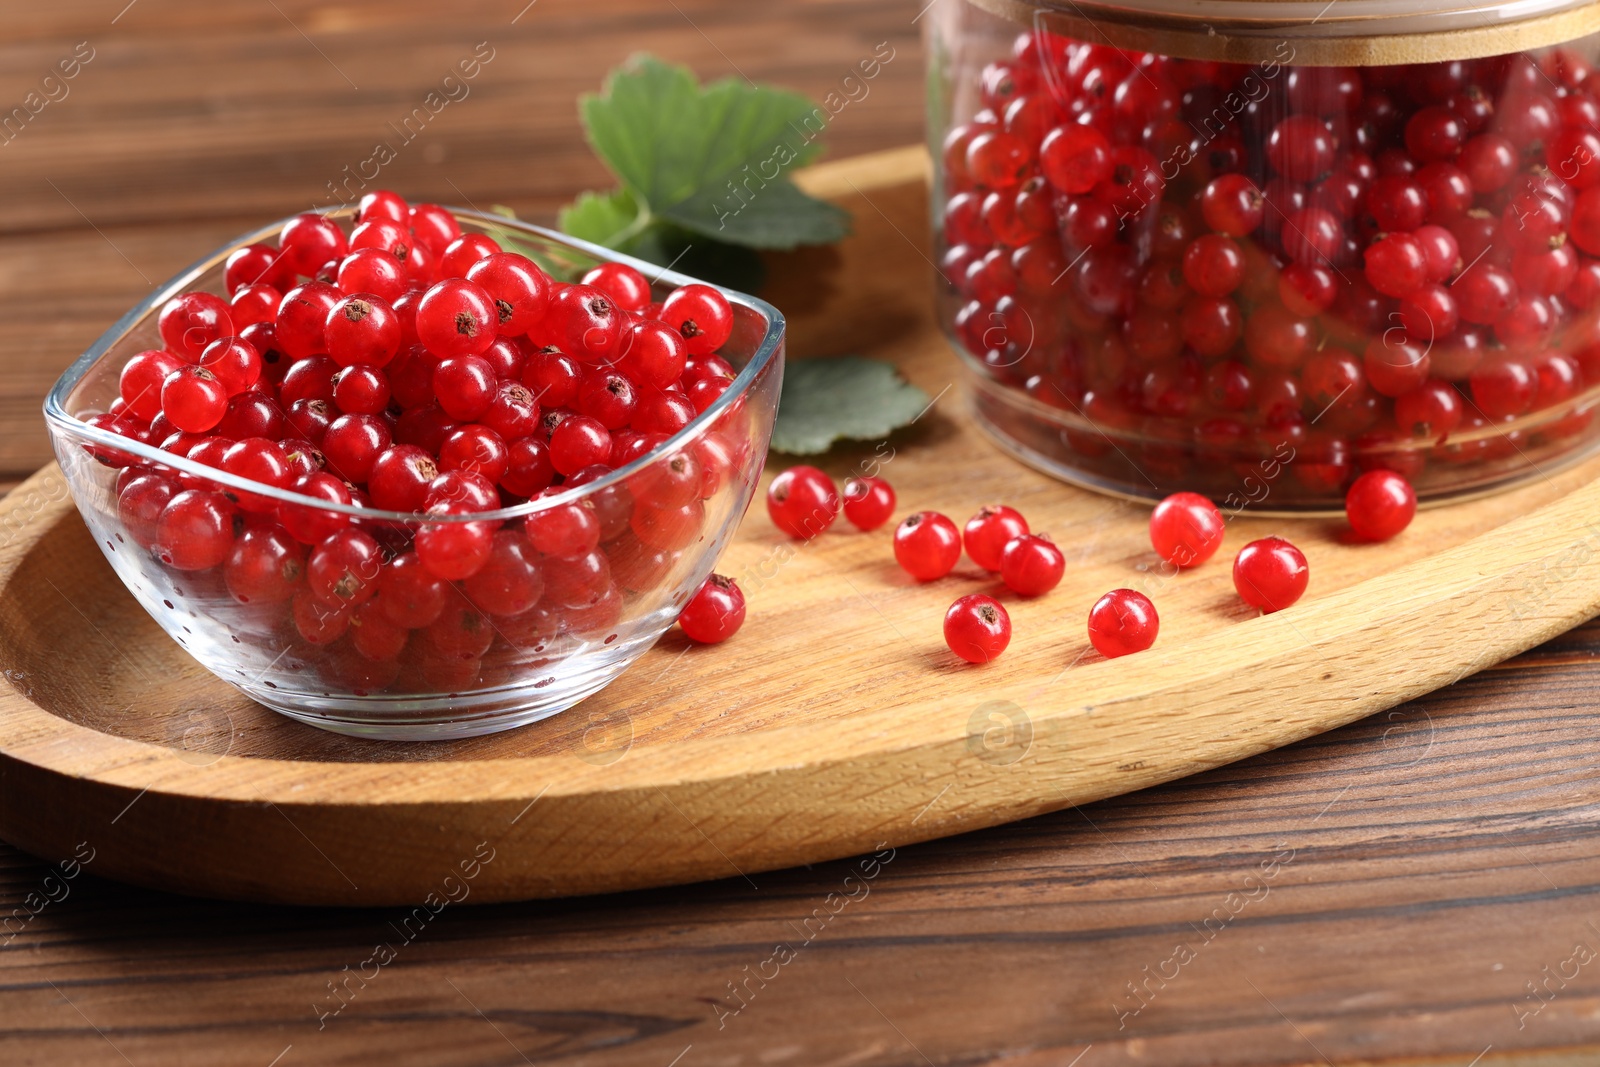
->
[1087,589,1158,658]
[999,533,1064,596]
[1148,492,1225,568]
[944,593,1011,663]
[766,466,840,540]
[893,511,962,581]
[679,574,746,644]
[1233,537,1309,613]
[963,505,1029,571]
[841,476,896,531]
[1345,470,1417,541]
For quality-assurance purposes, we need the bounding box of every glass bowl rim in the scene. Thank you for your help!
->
[43,206,785,525]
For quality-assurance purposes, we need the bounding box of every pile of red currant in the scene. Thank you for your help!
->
[765,460,1418,664]
[84,190,755,693]
[941,34,1600,501]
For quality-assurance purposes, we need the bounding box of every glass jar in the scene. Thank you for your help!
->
[926,0,1600,510]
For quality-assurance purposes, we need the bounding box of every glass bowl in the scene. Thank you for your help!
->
[44,208,783,740]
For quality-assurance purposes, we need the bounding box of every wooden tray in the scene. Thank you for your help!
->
[4,147,1600,906]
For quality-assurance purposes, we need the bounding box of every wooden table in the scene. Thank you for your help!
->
[3,4,1600,1064]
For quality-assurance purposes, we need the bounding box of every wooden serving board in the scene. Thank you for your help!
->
[4,147,1600,906]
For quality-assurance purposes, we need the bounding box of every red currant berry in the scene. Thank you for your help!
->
[549,414,613,477]
[117,471,178,548]
[409,203,462,254]
[433,356,497,421]
[1087,588,1158,658]
[378,552,449,628]
[1039,123,1111,194]
[158,292,233,362]
[152,489,238,570]
[321,412,391,483]
[893,510,962,580]
[280,212,347,275]
[223,525,305,605]
[1393,379,1463,441]
[1267,115,1337,182]
[582,262,653,313]
[660,283,734,357]
[439,424,510,484]
[963,504,1029,571]
[1364,232,1429,298]
[230,283,282,329]
[119,349,183,422]
[615,319,688,390]
[1344,470,1416,542]
[1200,173,1264,236]
[501,436,556,497]
[337,248,408,303]
[944,593,1011,664]
[522,347,583,408]
[426,469,500,514]
[280,471,353,545]
[1232,537,1309,613]
[331,364,391,415]
[160,366,229,433]
[220,437,292,512]
[358,189,408,225]
[999,533,1065,596]
[225,243,291,294]
[552,284,624,363]
[416,278,498,359]
[349,599,409,662]
[307,528,383,608]
[576,370,639,430]
[275,282,341,360]
[416,512,497,581]
[841,476,895,531]
[466,252,550,335]
[367,444,438,512]
[197,338,263,396]
[1149,491,1224,567]
[766,465,840,540]
[463,530,545,616]
[525,500,601,560]
[438,233,501,279]
[674,572,748,644]
[325,294,401,368]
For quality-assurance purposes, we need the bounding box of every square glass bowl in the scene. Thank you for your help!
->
[44,208,784,739]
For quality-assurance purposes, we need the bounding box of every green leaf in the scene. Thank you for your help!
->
[579,54,849,251]
[772,357,931,455]
[556,188,646,249]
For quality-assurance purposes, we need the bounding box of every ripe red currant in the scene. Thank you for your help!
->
[963,505,1029,571]
[1087,589,1158,658]
[416,278,498,358]
[1345,470,1416,541]
[1233,537,1309,613]
[893,511,961,581]
[944,594,1011,664]
[999,533,1065,596]
[679,574,747,644]
[841,476,895,531]
[766,466,839,540]
[660,283,734,357]
[1149,492,1224,567]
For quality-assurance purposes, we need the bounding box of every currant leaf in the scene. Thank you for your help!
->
[772,357,931,455]
[576,54,849,251]
[557,188,646,250]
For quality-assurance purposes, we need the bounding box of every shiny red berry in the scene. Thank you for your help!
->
[1345,470,1417,541]
[944,594,1011,664]
[1233,537,1309,613]
[679,574,746,644]
[893,511,962,581]
[766,466,839,540]
[1087,589,1158,658]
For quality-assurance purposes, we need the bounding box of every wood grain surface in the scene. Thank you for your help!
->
[3,3,1600,1065]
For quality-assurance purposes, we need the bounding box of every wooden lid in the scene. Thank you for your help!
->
[966,0,1600,65]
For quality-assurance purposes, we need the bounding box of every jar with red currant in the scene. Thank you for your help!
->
[929,0,1600,509]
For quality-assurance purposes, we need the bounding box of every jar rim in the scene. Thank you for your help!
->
[961,0,1600,65]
